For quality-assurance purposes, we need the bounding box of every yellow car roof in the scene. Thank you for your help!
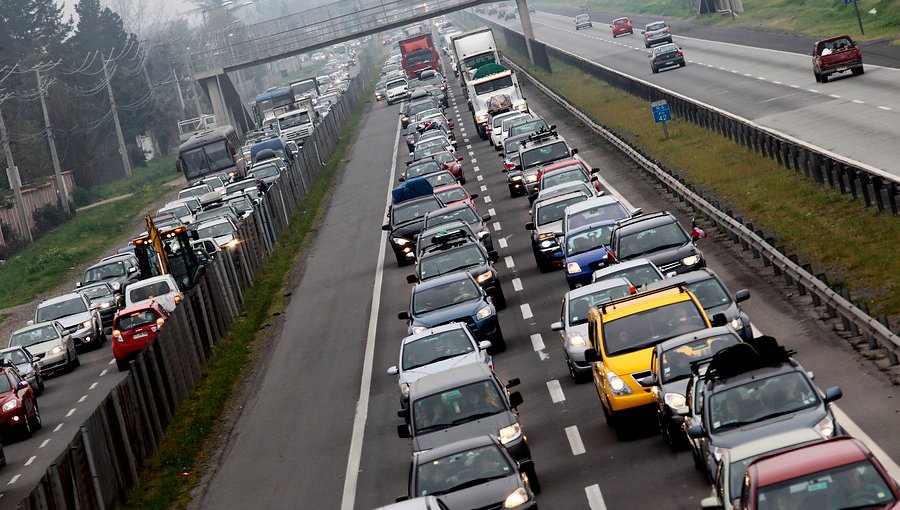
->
[596,287,691,322]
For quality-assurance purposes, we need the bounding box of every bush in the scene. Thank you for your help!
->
[72,187,100,207]
[32,204,73,236]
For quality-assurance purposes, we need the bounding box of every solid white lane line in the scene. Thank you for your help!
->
[7,475,19,485]
[492,222,501,231]
[477,174,483,181]
[512,278,523,292]
[547,380,565,403]
[530,334,545,351]
[566,426,586,455]
[480,185,487,192]
[39,439,49,449]
[89,382,98,390]
[100,369,108,377]
[488,208,496,216]
[66,408,76,418]
[24,457,35,467]
[504,256,514,269]
[498,238,507,249]
[484,196,492,203]
[339,117,402,510]
[53,423,63,433]
[520,304,533,320]
[78,395,87,403]
[586,485,608,510]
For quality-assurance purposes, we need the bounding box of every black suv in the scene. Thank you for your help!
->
[681,336,843,482]
[408,229,506,308]
[383,195,445,266]
[77,254,142,298]
[514,127,577,198]
[422,203,494,254]
[604,211,705,276]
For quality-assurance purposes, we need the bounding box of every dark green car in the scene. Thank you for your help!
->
[651,43,686,74]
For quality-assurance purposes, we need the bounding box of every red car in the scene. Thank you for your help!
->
[0,364,40,440]
[813,35,864,83]
[433,183,478,209]
[112,302,169,371]
[611,17,633,38]
[431,150,466,184]
[739,436,900,510]
[533,158,602,196]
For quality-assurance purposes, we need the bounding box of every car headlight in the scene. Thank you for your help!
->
[525,174,538,182]
[475,306,492,321]
[814,415,835,439]
[99,301,112,309]
[730,316,744,330]
[51,346,64,355]
[606,370,632,396]
[514,102,528,111]
[82,320,92,329]
[411,326,427,335]
[682,255,701,267]
[498,422,522,444]
[504,487,529,508]
[566,262,582,274]
[664,392,686,409]
[566,331,585,348]
[111,282,121,291]
[226,238,239,249]
[400,383,410,398]
[2,400,17,412]
[475,114,488,123]
[476,271,494,284]
[392,237,411,246]
[511,175,523,181]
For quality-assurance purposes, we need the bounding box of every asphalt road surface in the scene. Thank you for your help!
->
[193,51,899,509]
[488,10,900,177]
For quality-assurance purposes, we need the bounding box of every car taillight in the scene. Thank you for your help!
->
[157,317,165,327]
[174,295,182,304]
[113,330,123,342]
[675,53,683,58]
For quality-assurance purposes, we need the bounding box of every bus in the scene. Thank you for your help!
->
[176,126,246,182]
[255,87,293,121]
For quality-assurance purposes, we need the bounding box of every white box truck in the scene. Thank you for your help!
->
[451,27,500,83]
[275,97,317,143]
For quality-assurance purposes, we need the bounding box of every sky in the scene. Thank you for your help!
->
[56,0,202,35]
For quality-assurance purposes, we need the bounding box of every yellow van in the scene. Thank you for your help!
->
[583,283,725,432]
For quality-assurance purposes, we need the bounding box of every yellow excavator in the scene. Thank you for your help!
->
[132,215,201,291]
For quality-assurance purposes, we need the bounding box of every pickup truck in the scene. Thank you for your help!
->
[813,35,864,83]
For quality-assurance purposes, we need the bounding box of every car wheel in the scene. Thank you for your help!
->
[814,71,821,83]
[645,42,650,48]
[459,176,467,185]
[629,30,634,35]
[37,376,44,394]
[567,357,589,383]
[852,65,864,75]
[602,402,619,429]
[30,402,41,431]
[508,185,518,198]
[73,352,80,368]
[535,253,551,273]
[117,359,130,372]
[612,33,616,38]
[691,445,706,472]
[652,66,658,74]
[492,284,507,310]
[21,411,33,439]
[679,61,686,68]
[526,465,542,494]
[821,73,829,83]
[489,329,506,354]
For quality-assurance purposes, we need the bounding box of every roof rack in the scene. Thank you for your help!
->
[597,282,689,314]
[429,229,471,247]
[520,126,559,149]
[702,336,795,382]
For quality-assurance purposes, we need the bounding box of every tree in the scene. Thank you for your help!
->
[0,0,70,66]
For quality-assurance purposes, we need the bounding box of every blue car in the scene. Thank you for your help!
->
[563,220,618,289]
[399,272,505,351]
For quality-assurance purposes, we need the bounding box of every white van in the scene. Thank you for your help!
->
[124,275,183,313]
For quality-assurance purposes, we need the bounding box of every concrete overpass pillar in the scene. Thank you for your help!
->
[515,0,536,65]
[198,71,252,137]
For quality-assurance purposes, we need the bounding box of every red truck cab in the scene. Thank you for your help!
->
[813,35,864,83]
[399,34,440,79]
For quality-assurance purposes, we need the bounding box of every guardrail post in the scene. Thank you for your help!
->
[871,175,884,212]
[860,303,877,348]
[810,153,823,184]
[135,354,163,441]
[890,182,899,215]
[48,464,67,510]
[838,288,857,335]
[145,342,173,425]
[784,254,797,286]
[876,315,898,365]
[859,173,872,208]
[823,158,835,188]
[847,167,859,200]
[110,391,139,485]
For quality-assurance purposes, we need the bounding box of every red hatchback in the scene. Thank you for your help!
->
[611,17,633,38]
[433,183,478,209]
[0,365,41,440]
[740,436,900,510]
[112,302,169,371]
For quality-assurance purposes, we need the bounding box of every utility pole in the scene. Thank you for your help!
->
[36,69,70,215]
[172,67,186,117]
[102,51,133,177]
[0,104,34,243]
[185,54,204,117]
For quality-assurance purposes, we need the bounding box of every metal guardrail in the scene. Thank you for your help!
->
[14,41,382,510]
[501,54,900,366]
[470,13,900,215]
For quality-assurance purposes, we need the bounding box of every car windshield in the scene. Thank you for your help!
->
[755,460,895,510]
[661,334,740,383]
[416,109,442,121]
[509,119,548,137]
[179,185,212,198]
[414,146,446,160]
[576,14,589,21]
[80,285,112,300]
[413,380,506,434]
[435,187,468,204]
[197,222,235,239]
[393,199,442,226]
[655,44,679,55]
[406,161,442,178]
[228,197,252,214]
[159,204,191,219]
[614,18,629,25]
[473,75,513,95]
[251,164,279,179]
[568,285,632,325]
[618,222,689,259]
[84,261,126,282]
[129,281,173,303]
[685,277,732,310]
[504,139,524,155]
[416,444,512,497]
[602,301,707,356]
[2,349,30,366]
[278,111,311,129]
[412,279,481,314]
[225,182,255,195]
[420,74,443,86]
[544,169,589,191]
[406,48,433,66]
[36,297,87,322]
[521,141,570,168]
[433,153,455,165]
[420,246,485,279]
[566,224,616,256]
[426,208,479,229]
[387,79,407,90]
[709,371,819,432]
[567,202,629,230]
[603,265,663,287]
[10,325,59,347]
[402,329,475,370]
[116,309,160,331]
[537,196,587,226]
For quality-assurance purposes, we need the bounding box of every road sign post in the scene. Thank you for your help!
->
[845,0,865,35]
[651,100,672,140]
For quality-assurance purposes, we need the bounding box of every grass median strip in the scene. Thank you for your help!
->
[486,29,899,319]
[120,84,374,509]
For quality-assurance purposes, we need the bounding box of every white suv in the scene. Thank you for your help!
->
[124,275,183,313]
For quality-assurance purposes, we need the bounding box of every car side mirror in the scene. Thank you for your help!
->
[382,223,391,231]
[488,251,499,263]
[571,148,578,155]
[637,374,657,386]
[549,124,556,131]
[711,313,728,327]
[470,193,479,199]
[506,378,520,388]
[824,386,843,403]
[128,267,137,274]
[631,208,643,217]
[75,281,83,288]
[397,408,408,418]
[674,406,690,417]
[550,321,563,331]
[525,222,534,231]
[508,391,523,408]
[478,341,492,351]
[190,230,200,240]
[398,311,410,320]
[387,366,399,375]
[700,496,724,510]
[807,371,815,380]
[687,424,704,439]
[27,320,34,326]
[481,214,492,222]
[584,348,601,362]
[396,424,411,438]
[734,289,750,303]
[395,496,409,503]
[406,274,418,284]
[647,53,652,58]
[398,176,406,182]
[590,175,599,182]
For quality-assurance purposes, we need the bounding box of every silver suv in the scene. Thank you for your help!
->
[643,21,673,48]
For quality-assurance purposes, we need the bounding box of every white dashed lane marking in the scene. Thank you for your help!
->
[468,151,475,156]
[488,208,496,216]
[547,379,565,403]
[108,359,115,365]
[530,333,545,351]
[89,382,98,390]
[473,165,480,172]
[7,475,20,486]
[512,278,523,292]
[566,426,586,455]
[100,369,108,377]
[878,106,893,111]
[480,185,487,192]
[586,484,608,510]
[466,144,472,149]
[484,195,491,203]
[477,174,483,181]
[492,222,501,232]
[830,94,841,98]
[39,439,49,449]
[24,456,35,467]
[78,395,87,403]
[53,423,63,433]
[498,238,507,249]
[520,304,533,320]
[65,408,76,418]
[504,256,514,269]
[852,99,865,104]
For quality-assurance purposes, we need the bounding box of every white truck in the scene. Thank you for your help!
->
[275,97,317,143]
[177,114,217,143]
[467,63,528,140]
[451,27,501,83]
[290,78,320,104]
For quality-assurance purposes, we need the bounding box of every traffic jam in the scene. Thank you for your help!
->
[370,17,900,510]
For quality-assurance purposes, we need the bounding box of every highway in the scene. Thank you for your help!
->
[190,50,899,509]
[487,10,900,177]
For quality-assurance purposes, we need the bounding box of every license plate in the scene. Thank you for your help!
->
[133,332,149,339]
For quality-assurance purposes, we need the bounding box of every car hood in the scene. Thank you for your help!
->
[706,301,740,321]
[432,474,522,509]
[24,339,64,357]
[399,352,483,386]
[14,362,34,375]
[214,234,235,246]
[391,220,426,239]
[534,220,563,237]
[413,412,516,451]
[567,246,611,268]
[635,244,696,268]
[413,300,485,328]
[710,405,830,450]
[661,377,690,398]
[55,312,92,329]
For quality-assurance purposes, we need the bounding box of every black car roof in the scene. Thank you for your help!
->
[702,336,797,385]
[613,211,677,234]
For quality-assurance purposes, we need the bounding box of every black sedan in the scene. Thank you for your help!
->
[650,43,686,74]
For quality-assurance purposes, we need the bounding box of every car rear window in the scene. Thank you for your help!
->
[647,22,667,31]
[117,309,160,331]
[129,281,173,303]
